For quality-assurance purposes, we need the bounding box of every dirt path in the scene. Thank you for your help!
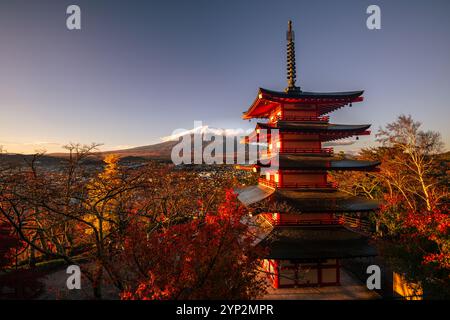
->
[36,267,120,300]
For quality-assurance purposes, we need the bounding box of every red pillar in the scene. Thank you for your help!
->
[274,212,280,225]
[273,260,280,289]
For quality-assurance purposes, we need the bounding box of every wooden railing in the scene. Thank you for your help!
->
[280,181,338,189]
[258,179,338,189]
[258,179,277,188]
[269,218,342,226]
[278,147,333,155]
[261,214,373,234]
[276,115,329,122]
[338,215,372,234]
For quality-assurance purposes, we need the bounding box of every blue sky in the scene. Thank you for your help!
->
[0,0,449,153]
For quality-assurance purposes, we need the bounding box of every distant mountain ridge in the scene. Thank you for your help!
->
[101,140,179,159]
[46,134,252,161]
[2,147,448,168]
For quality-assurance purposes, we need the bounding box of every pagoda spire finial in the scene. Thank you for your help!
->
[285,20,301,93]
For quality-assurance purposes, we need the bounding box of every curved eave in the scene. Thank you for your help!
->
[257,156,380,171]
[259,88,364,99]
[328,160,380,171]
[236,185,380,213]
[256,122,371,132]
[244,132,371,144]
[243,88,364,119]
[249,123,371,142]
[243,95,278,120]
[274,190,380,212]
[236,184,275,207]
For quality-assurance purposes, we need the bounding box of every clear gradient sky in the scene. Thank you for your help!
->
[0,0,449,154]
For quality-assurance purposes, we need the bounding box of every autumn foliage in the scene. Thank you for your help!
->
[0,114,447,299]
[402,207,450,270]
[335,115,449,297]
[0,144,263,299]
[0,221,18,270]
[120,190,267,300]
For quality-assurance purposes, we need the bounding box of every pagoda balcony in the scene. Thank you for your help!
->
[275,115,329,123]
[264,216,343,227]
[337,215,372,235]
[278,147,333,155]
[258,178,338,190]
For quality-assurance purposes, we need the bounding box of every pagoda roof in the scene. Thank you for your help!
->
[257,154,380,171]
[260,88,364,100]
[243,88,364,119]
[258,225,377,260]
[236,185,380,213]
[247,122,371,142]
[256,122,370,133]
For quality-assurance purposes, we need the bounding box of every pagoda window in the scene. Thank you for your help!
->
[274,173,279,183]
[265,172,270,181]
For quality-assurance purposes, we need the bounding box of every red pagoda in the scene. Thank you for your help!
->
[237,21,380,288]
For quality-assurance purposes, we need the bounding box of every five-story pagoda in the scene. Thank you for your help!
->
[236,21,380,288]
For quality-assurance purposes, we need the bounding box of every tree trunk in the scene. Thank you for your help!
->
[92,263,103,299]
[28,246,36,268]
